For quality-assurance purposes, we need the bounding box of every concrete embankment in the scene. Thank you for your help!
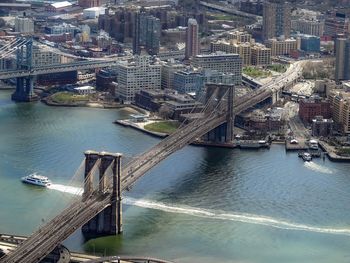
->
[319,141,350,162]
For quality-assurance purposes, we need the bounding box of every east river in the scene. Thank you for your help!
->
[1,90,350,262]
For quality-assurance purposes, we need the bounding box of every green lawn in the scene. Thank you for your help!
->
[243,67,271,78]
[336,148,350,156]
[50,92,90,103]
[144,121,180,134]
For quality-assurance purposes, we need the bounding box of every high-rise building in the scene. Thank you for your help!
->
[335,38,350,81]
[263,0,291,40]
[185,18,199,59]
[15,17,34,33]
[133,13,161,55]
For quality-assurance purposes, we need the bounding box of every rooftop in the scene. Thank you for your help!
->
[50,1,72,9]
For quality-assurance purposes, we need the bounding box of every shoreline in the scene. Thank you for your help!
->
[114,119,272,149]
[42,97,146,114]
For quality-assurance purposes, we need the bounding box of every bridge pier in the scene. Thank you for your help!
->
[203,84,235,143]
[82,151,123,237]
[11,76,39,102]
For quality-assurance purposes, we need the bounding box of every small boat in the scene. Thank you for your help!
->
[301,152,312,162]
[21,173,51,187]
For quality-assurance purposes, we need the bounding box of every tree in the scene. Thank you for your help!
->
[158,104,172,120]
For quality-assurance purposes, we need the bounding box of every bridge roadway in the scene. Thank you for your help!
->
[0,61,304,263]
[0,59,126,80]
[199,1,261,20]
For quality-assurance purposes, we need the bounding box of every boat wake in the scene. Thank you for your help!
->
[47,185,350,237]
[124,197,350,237]
[47,184,83,195]
[304,161,333,174]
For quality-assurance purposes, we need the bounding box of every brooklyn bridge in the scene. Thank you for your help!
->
[0,38,303,263]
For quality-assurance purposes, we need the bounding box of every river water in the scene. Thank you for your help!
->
[1,90,350,263]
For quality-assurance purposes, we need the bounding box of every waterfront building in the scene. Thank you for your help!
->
[185,18,199,59]
[263,0,291,40]
[335,38,350,81]
[14,17,34,33]
[312,116,333,137]
[299,97,331,123]
[191,52,242,84]
[291,19,324,37]
[116,56,161,104]
[299,35,321,53]
[265,38,297,56]
[329,90,350,134]
[135,89,204,119]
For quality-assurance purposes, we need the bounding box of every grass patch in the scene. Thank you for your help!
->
[144,121,180,134]
[209,13,236,20]
[243,67,271,78]
[336,148,350,156]
[267,64,288,73]
[51,92,90,103]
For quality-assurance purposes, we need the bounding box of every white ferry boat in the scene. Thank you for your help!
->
[301,152,312,162]
[21,173,51,187]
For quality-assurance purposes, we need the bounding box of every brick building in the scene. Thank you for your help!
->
[299,98,331,123]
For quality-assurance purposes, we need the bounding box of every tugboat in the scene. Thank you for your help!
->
[301,152,312,162]
[21,173,51,187]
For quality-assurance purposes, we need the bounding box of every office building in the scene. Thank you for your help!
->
[116,56,161,103]
[185,18,199,59]
[263,0,291,40]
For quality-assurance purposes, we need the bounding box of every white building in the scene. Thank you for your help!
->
[116,56,161,103]
[83,7,106,19]
[15,17,34,33]
[74,86,95,95]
